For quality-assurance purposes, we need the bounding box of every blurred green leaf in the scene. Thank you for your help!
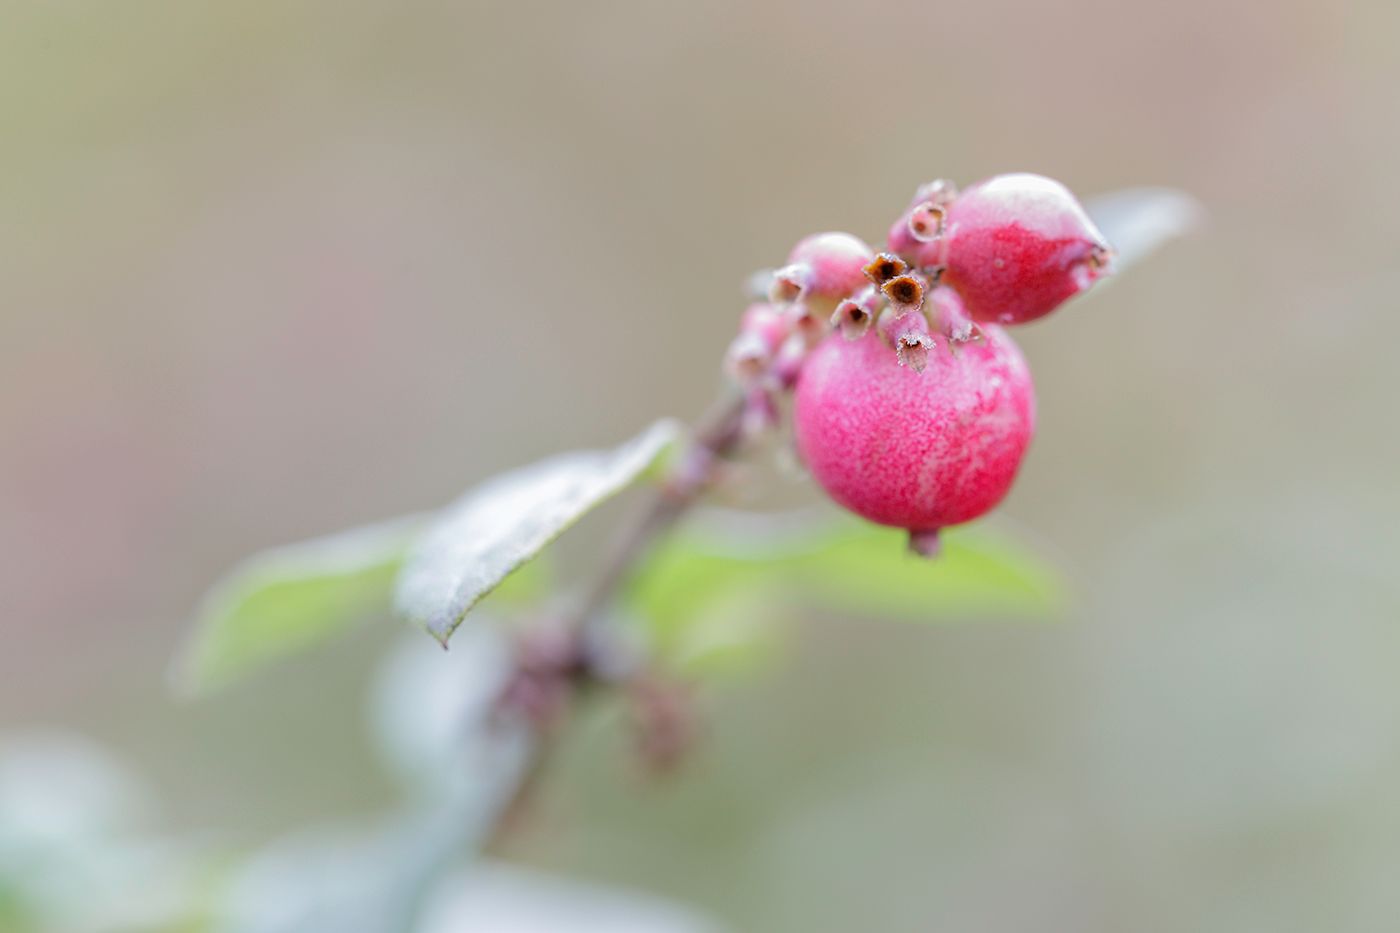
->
[626,509,1064,671]
[0,882,28,930]
[789,521,1065,619]
[661,584,791,677]
[394,420,681,645]
[174,516,427,696]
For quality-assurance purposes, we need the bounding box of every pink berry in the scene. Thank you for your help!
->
[770,232,875,314]
[941,173,1113,325]
[793,325,1035,550]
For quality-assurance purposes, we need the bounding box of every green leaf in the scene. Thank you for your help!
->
[625,509,1064,670]
[174,515,427,696]
[395,420,682,645]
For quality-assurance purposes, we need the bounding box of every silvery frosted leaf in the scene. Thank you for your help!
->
[175,514,428,695]
[0,733,210,932]
[0,732,148,847]
[395,419,681,645]
[1087,187,1203,273]
[219,730,533,933]
[417,862,726,933]
[216,822,412,933]
[369,625,514,792]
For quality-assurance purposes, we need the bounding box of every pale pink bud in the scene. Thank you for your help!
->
[772,332,810,389]
[887,180,957,270]
[724,331,772,385]
[887,311,936,373]
[725,303,791,385]
[784,302,827,346]
[830,284,882,340]
[741,386,781,436]
[927,285,977,344]
[768,264,810,305]
[740,302,790,353]
[785,232,876,301]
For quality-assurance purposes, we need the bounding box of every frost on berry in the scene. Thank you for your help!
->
[793,325,1035,551]
[940,172,1113,325]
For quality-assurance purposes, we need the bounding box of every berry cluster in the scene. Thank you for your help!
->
[725,173,1113,555]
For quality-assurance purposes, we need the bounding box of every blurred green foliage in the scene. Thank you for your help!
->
[627,511,1064,674]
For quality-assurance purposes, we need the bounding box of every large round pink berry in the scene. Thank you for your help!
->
[793,326,1035,545]
[941,173,1112,325]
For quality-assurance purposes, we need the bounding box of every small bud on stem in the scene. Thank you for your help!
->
[830,284,882,340]
[907,201,946,242]
[928,285,977,344]
[769,264,809,304]
[724,332,772,384]
[884,310,936,373]
[908,528,942,558]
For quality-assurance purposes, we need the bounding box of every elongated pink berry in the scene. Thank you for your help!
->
[793,325,1035,550]
[941,173,1113,325]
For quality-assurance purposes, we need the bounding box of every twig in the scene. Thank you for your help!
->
[576,389,748,652]
[484,388,750,848]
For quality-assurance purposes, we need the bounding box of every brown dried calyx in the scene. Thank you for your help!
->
[862,252,908,287]
[881,273,926,315]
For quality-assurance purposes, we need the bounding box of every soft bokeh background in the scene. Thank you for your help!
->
[4,1,1399,930]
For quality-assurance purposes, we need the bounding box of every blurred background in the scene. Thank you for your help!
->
[3,0,1400,930]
